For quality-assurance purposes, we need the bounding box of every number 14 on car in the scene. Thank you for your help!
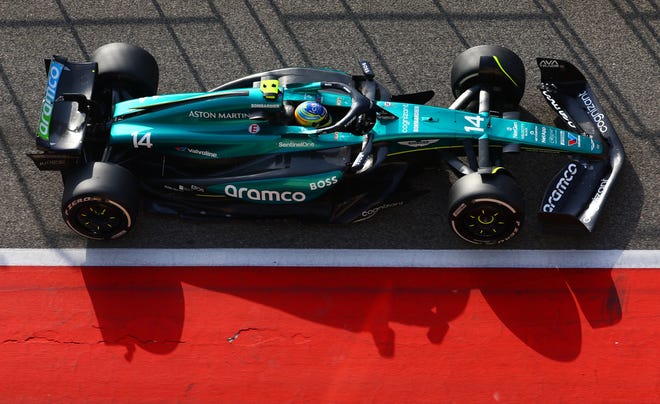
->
[132,131,153,148]
[464,115,485,133]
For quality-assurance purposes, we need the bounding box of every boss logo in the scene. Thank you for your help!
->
[309,176,338,190]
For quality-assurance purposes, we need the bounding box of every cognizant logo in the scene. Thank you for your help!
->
[578,91,608,134]
[37,61,65,140]
[224,184,306,202]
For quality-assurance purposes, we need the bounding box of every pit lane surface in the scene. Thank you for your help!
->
[1,260,658,403]
[0,0,657,249]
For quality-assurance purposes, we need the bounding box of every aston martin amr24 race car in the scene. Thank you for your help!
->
[29,43,624,244]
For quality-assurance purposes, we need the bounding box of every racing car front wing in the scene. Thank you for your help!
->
[536,58,625,232]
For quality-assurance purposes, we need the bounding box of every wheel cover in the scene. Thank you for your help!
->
[66,198,131,239]
[452,198,520,244]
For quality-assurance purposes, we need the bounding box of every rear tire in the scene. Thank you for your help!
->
[448,172,524,245]
[91,42,159,100]
[450,45,526,109]
[62,162,139,240]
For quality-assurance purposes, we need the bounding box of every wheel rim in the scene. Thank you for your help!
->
[452,198,520,244]
[66,198,131,239]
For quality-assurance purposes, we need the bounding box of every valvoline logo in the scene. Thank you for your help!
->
[568,133,578,146]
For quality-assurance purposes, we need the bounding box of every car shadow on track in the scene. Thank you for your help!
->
[80,265,621,361]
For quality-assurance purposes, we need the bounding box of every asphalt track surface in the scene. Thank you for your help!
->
[1,1,658,250]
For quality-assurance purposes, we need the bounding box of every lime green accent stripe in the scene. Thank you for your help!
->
[388,144,509,157]
[387,145,463,157]
[492,56,519,87]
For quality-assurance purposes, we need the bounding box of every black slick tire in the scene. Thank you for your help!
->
[448,172,524,245]
[61,162,139,240]
[91,42,159,99]
[450,45,526,109]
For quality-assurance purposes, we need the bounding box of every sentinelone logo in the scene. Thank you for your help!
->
[0,249,657,268]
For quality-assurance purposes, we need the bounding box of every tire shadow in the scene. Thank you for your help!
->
[81,267,185,361]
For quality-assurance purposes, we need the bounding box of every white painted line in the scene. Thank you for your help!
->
[0,248,658,268]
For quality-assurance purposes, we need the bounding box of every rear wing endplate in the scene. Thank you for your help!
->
[34,57,96,151]
[29,57,97,171]
[536,58,625,232]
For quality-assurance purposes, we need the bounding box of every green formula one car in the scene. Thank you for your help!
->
[29,43,624,244]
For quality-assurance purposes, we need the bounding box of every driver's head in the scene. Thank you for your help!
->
[294,101,332,128]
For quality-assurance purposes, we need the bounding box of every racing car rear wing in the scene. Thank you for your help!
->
[536,58,625,232]
[28,57,97,171]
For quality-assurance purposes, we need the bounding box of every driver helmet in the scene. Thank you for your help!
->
[294,101,332,127]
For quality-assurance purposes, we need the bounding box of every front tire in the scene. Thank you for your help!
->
[450,45,526,109]
[448,172,524,245]
[62,162,139,240]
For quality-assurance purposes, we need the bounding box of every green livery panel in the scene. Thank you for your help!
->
[373,102,601,155]
[110,87,364,159]
[110,84,603,161]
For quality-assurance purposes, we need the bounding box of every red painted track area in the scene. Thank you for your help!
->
[1,265,658,402]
